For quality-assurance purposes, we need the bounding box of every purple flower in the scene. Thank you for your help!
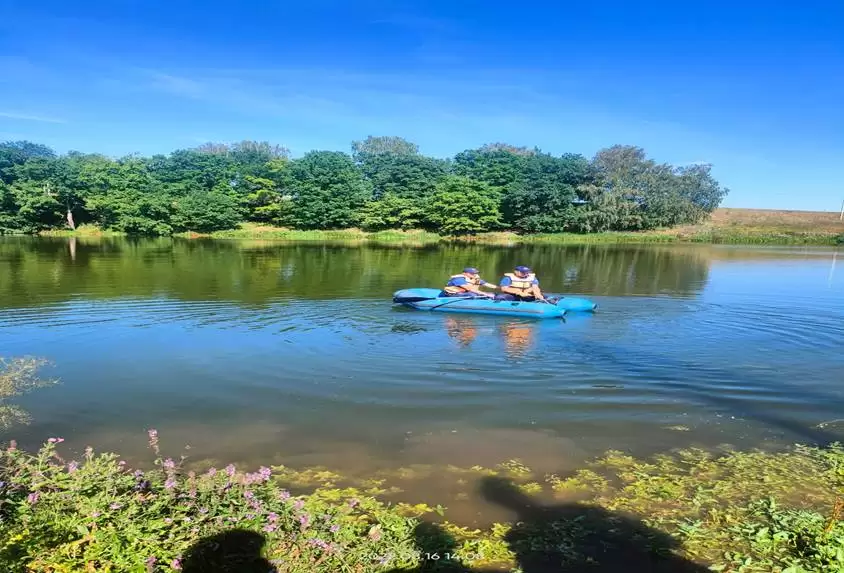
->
[330,524,340,533]
[171,558,182,570]
[244,490,255,500]
[0,481,6,488]
[163,458,175,470]
[145,555,157,568]
[259,466,271,481]
[207,467,217,477]
[278,490,290,501]
[263,523,277,533]
[245,513,255,520]
[91,511,101,518]
[27,492,39,504]
[199,507,209,514]
[298,514,310,528]
[267,512,279,523]
[308,538,329,550]
[225,464,236,477]
[48,437,65,444]
[165,477,177,490]
[67,461,79,473]
[134,469,145,478]
[293,499,305,511]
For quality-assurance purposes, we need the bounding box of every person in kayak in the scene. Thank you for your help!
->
[441,267,498,298]
[496,266,546,302]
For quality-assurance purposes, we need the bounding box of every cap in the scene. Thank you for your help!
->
[463,267,479,274]
[515,265,531,273]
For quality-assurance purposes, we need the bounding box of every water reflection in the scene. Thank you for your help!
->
[0,237,726,309]
[445,316,539,360]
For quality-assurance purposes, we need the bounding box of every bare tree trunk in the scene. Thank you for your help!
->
[66,209,76,230]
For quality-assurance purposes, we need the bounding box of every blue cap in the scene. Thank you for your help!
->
[515,265,531,273]
[463,267,479,274]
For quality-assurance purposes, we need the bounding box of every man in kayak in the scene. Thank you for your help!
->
[441,267,498,298]
[496,266,546,302]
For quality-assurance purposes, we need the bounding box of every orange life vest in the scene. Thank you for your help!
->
[503,272,536,294]
[443,273,481,294]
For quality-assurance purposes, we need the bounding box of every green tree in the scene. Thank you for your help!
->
[426,175,502,235]
[288,151,372,229]
[351,136,419,162]
[357,193,426,231]
[0,141,55,184]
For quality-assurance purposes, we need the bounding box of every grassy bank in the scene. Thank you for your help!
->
[1,435,842,572]
[33,209,844,246]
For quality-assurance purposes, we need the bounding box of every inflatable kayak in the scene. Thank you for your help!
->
[392,288,597,319]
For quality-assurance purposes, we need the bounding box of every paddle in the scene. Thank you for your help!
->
[427,294,494,310]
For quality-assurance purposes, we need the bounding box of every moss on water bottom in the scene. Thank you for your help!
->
[1,434,842,573]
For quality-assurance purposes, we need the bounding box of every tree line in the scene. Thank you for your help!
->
[0,136,728,236]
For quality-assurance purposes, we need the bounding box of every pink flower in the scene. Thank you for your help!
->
[225,464,236,477]
[27,492,39,504]
[47,437,65,444]
[207,467,217,477]
[67,461,79,473]
[170,558,182,570]
[163,458,175,470]
[165,478,177,490]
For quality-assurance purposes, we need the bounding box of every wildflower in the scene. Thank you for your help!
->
[0,481,6,488]
[244,490,255,500]
[258,466,271,481]
[148,429,160,454]
[48,437,65,444]
[278,489,291,501]
[165,477,177,490]
[27,492,39,504]
[110,502,122,510]
[188,488,197,499]
[298,514,310,528]
[164,518,173,524]
[91,511,101,518]
[145,555,157,569]
[163,458,176,470]
[183,517,192,522]
[118,460,127,468]
[134,469,145,478]
[293,499,305,511]
[171,558,182,570]
[199,507,209,514]
[245,513,255,520]
[267,512,279,523]
[308,538,329,550]
[348,498,359,508]
[207,467,217,477]
[225,464,236,477]
[330,524,340,533]
[263,523,277,533]
[67,461,79,473]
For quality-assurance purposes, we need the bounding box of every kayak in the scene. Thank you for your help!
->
[392,288,597,319]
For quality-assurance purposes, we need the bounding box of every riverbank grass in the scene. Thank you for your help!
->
[1,433,842,572]
[35,208,844,245]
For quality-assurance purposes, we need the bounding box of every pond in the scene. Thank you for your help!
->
[1,237,842,516]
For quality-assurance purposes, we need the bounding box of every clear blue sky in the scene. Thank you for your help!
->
[1,0,842,210]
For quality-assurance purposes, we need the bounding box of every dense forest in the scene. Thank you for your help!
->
[0,137,728,236]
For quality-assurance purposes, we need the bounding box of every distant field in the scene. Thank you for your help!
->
[706,208,844,232]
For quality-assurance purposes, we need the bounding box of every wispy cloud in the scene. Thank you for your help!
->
[0,111,66,124]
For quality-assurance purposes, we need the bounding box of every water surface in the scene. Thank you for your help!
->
[1,238,842,497]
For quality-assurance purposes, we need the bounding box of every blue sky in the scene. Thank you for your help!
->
[0,0,842,210]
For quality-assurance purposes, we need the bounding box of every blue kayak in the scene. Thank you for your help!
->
[392,288,597,319]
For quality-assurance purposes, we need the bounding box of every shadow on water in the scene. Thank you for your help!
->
[181,529,276,573]
[387,476,709,573]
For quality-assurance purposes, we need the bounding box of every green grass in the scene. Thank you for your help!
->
[37,224,125,238]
